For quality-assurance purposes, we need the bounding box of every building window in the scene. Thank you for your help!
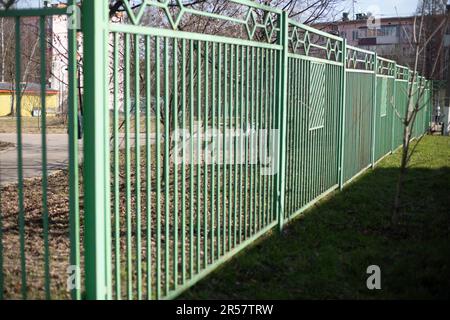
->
[358,28,367,38]
[309,62,326,130]
[378,25,398,37]
[367,28,377,37]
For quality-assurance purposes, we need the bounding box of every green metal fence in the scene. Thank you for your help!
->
[0,0,432,300]
[342,46,376,184]
[0,2,79,300]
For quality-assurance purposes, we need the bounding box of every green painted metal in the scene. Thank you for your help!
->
[39,15,50,300]
[0,0,433,300]
[276,11,289,230]
[112,32,121,300]
[371,53,378,167]
[14,17,26,300]
[68,0,81,301]
[344,71,374,182]
[338,39,347,189]
[0,4,81,300]
[374,75,395,162]
[82,0,112,300]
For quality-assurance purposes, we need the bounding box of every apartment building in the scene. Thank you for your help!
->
[316,14,417,68]
[317,9,450,113]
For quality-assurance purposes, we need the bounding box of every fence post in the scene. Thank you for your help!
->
[338,39,347,189]
[82,0,112,300]
[371,54,378,167]
[391,65,397,153]
[68,0,81,301]
[275,11,288,231]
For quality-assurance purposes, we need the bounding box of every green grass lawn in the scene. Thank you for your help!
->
[182,135,450,300]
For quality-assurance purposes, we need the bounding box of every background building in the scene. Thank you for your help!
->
[0,82,58,117]
[317,14,419,68]
[317,7,450,129]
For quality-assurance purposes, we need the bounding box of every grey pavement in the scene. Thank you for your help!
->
[0,133,156,186]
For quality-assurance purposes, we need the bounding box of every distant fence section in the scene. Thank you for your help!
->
[0,0,432,300]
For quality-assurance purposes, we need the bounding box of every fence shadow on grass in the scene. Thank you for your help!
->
[182,165,450,300]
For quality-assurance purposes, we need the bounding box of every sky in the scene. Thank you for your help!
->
[339,0,419,18]
[13,0,442,19]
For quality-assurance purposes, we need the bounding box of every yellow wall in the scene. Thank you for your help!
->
[0,92,58,117]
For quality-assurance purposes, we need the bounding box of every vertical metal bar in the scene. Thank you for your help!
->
[155,36,162,299]
[196,40,202,272]
[204,41,209,268]
[39,16,50,300]
[251,48,261,233]
[297,59,303,207]
[181,38,187,285]
[172,37,179,290]
[239,45,244,242]
[300,59,306,203]
[217,43,223,257]
[314,65,326,198]
[145,35,152,300]
[292,58,297,214]
[244,46,249,239]
[189,39,194,278]
[268,49,274,222]
[297,58,304,208]
[68,0,81,300]
[257,47,263,229]
[391,64,397,153]
[82,0,111,299]
[233,44,238,246]
[371,54,378,168]
[338,40,347,189]
[211,42,216,261]
[134,34,142,300]
[164,37,170,296]
[270,49,276,220]
[249,46,254,236]
[229,44,233,249]
[296,59,303,211]
[292,59,299,214]
[301,60,307,205]
[124,33,132,300]
[326,65,333,189]
[306,62,312,203]
[113,32,121,300]
[275,12,288,231]
[331,64,336,187]
[263,49,269,225]
[285,58,293,216]
[315,64,320,199]
[223,44,227,253]
[15,16,27,300]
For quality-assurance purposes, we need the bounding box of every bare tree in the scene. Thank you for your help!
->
[0,0,16,10]
[392,3,449,222]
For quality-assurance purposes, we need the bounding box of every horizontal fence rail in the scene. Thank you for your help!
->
[0,0,432,300]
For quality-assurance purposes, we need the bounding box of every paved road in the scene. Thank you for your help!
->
[0,133,155,186]
[0,134,82,186]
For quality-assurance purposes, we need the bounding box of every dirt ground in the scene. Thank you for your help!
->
[0,149,269,299]
[0,141,14,151]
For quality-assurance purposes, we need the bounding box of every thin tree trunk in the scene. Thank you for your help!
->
[393,124,411,222]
